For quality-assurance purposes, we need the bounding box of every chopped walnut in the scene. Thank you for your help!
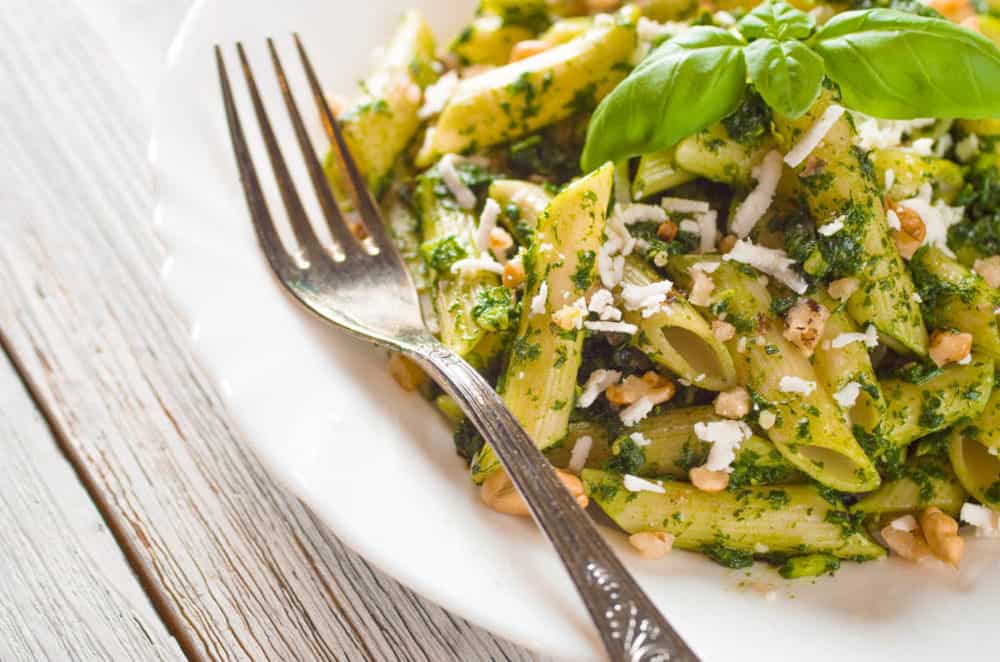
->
[712,320,736,342]
[920,507,965,568]
[890,205,926,260]
[881,525,933,563]
[502,259,525,289]
[714,387,751,420]
[628,531,675,560]
[974,256,1000,289]
[782,298,830,357]
[717,234,737,254]
[928,329,973,367]
[606,371,676,406]
[828,277,860,302]
[689,466,729,493]
[688,268,715,306]
[657,220,678,242]
[488,227,514,257]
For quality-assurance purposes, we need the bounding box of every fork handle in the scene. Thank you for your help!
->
[410,341,699,662]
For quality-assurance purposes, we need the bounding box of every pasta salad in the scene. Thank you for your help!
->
[329,0,1000,578]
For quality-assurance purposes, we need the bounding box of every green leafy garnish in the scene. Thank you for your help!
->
[580,1,1000,167]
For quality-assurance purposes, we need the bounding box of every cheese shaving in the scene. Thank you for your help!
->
[577,369,622,408]
[438,154,476,209]
[530,280,548,316]
[568,435,594,474]
[476,199,501,253]
[830,324,879,349]
[833,381,862,409]
[620,396,654,426]
[724,240,808,294]
[784,104,845,168]
[778,376,816,395]
[730,150,783,238]
[623,474,666,494]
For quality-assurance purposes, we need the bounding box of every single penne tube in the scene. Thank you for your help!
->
[616,405,804,485]
[852,454,967,519]
[773,91,928,356]
[623,258,737,391]
[583,470,885,561]
[417,8,637,165]
[472,163,614,482]
[673,121,777,187]
[910,246,1000,360]
[327,10,437,198]
[811,290,886,435]
[667,257,881,492]
[949,426,1000,511]
[414,169,509,358]
[948,388,1000,510]
[631,147,695,201]
[881,356,995,448]
[870,149,964,203]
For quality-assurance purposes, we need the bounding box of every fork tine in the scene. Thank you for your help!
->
[266,38,361,257]
[216,46,291,274]
[292,34,396,252]
[236,42,324,262]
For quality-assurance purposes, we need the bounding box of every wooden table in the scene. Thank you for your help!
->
[0,1,548,659]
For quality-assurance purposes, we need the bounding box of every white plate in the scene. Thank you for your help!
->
[151,2,1000,659]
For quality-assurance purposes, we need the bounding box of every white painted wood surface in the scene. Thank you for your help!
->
[0,352,184,662]
[0,0,548,659]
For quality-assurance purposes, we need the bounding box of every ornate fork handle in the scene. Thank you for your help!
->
[410,340,699,662]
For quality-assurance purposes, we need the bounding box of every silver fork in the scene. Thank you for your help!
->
[215,36,699,662]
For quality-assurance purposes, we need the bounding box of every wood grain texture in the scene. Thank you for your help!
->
[0,0,547,660]
[0,354,184,662]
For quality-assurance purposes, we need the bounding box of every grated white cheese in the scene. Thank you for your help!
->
[830,324,879,349]
[890,514,918,532]
[679,219,700,234]
[784,104,845,168]
[691,261,720,273]
[779,376,816,395]
[693,420,752,472]
[577,369,622,408]
[935,133,954,158]
[958,351,972,365]
[697,210,718,253]
[724,240,808,294]
[623,474,666,494]
[661,197,711,214]
[886,209,902,231]
[418,70,458,119]
[630,432,651,447]
[597,243,625,289]
[450,256,504,275]
[476,198,501,253]
[960,502,1000,537]
[885,169,895,193]
[585,320,639,335]
[438,154,477,209]
[833,381,862,409]
[730,150,783,238]
[588,288,622,321]
[899,183,965,257]
[758,409,776,430]
[818,215,846,237]
[910,137,934,156]
[568,435,594,474]
[620,396,654,426]
[530,280,548,316]
[615,203,667,225]
[852,114,936,151]
[622,280,673,318]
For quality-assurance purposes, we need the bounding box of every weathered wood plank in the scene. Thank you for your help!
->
[0,352,184,662]
[0,0,545,659]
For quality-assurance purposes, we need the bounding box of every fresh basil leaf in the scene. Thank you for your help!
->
[745,38,825,118]
[580,27,747,171]
[737,1,816,41]
[810,9,1000,119]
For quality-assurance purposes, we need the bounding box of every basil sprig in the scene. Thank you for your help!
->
[580,0,1000,171]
